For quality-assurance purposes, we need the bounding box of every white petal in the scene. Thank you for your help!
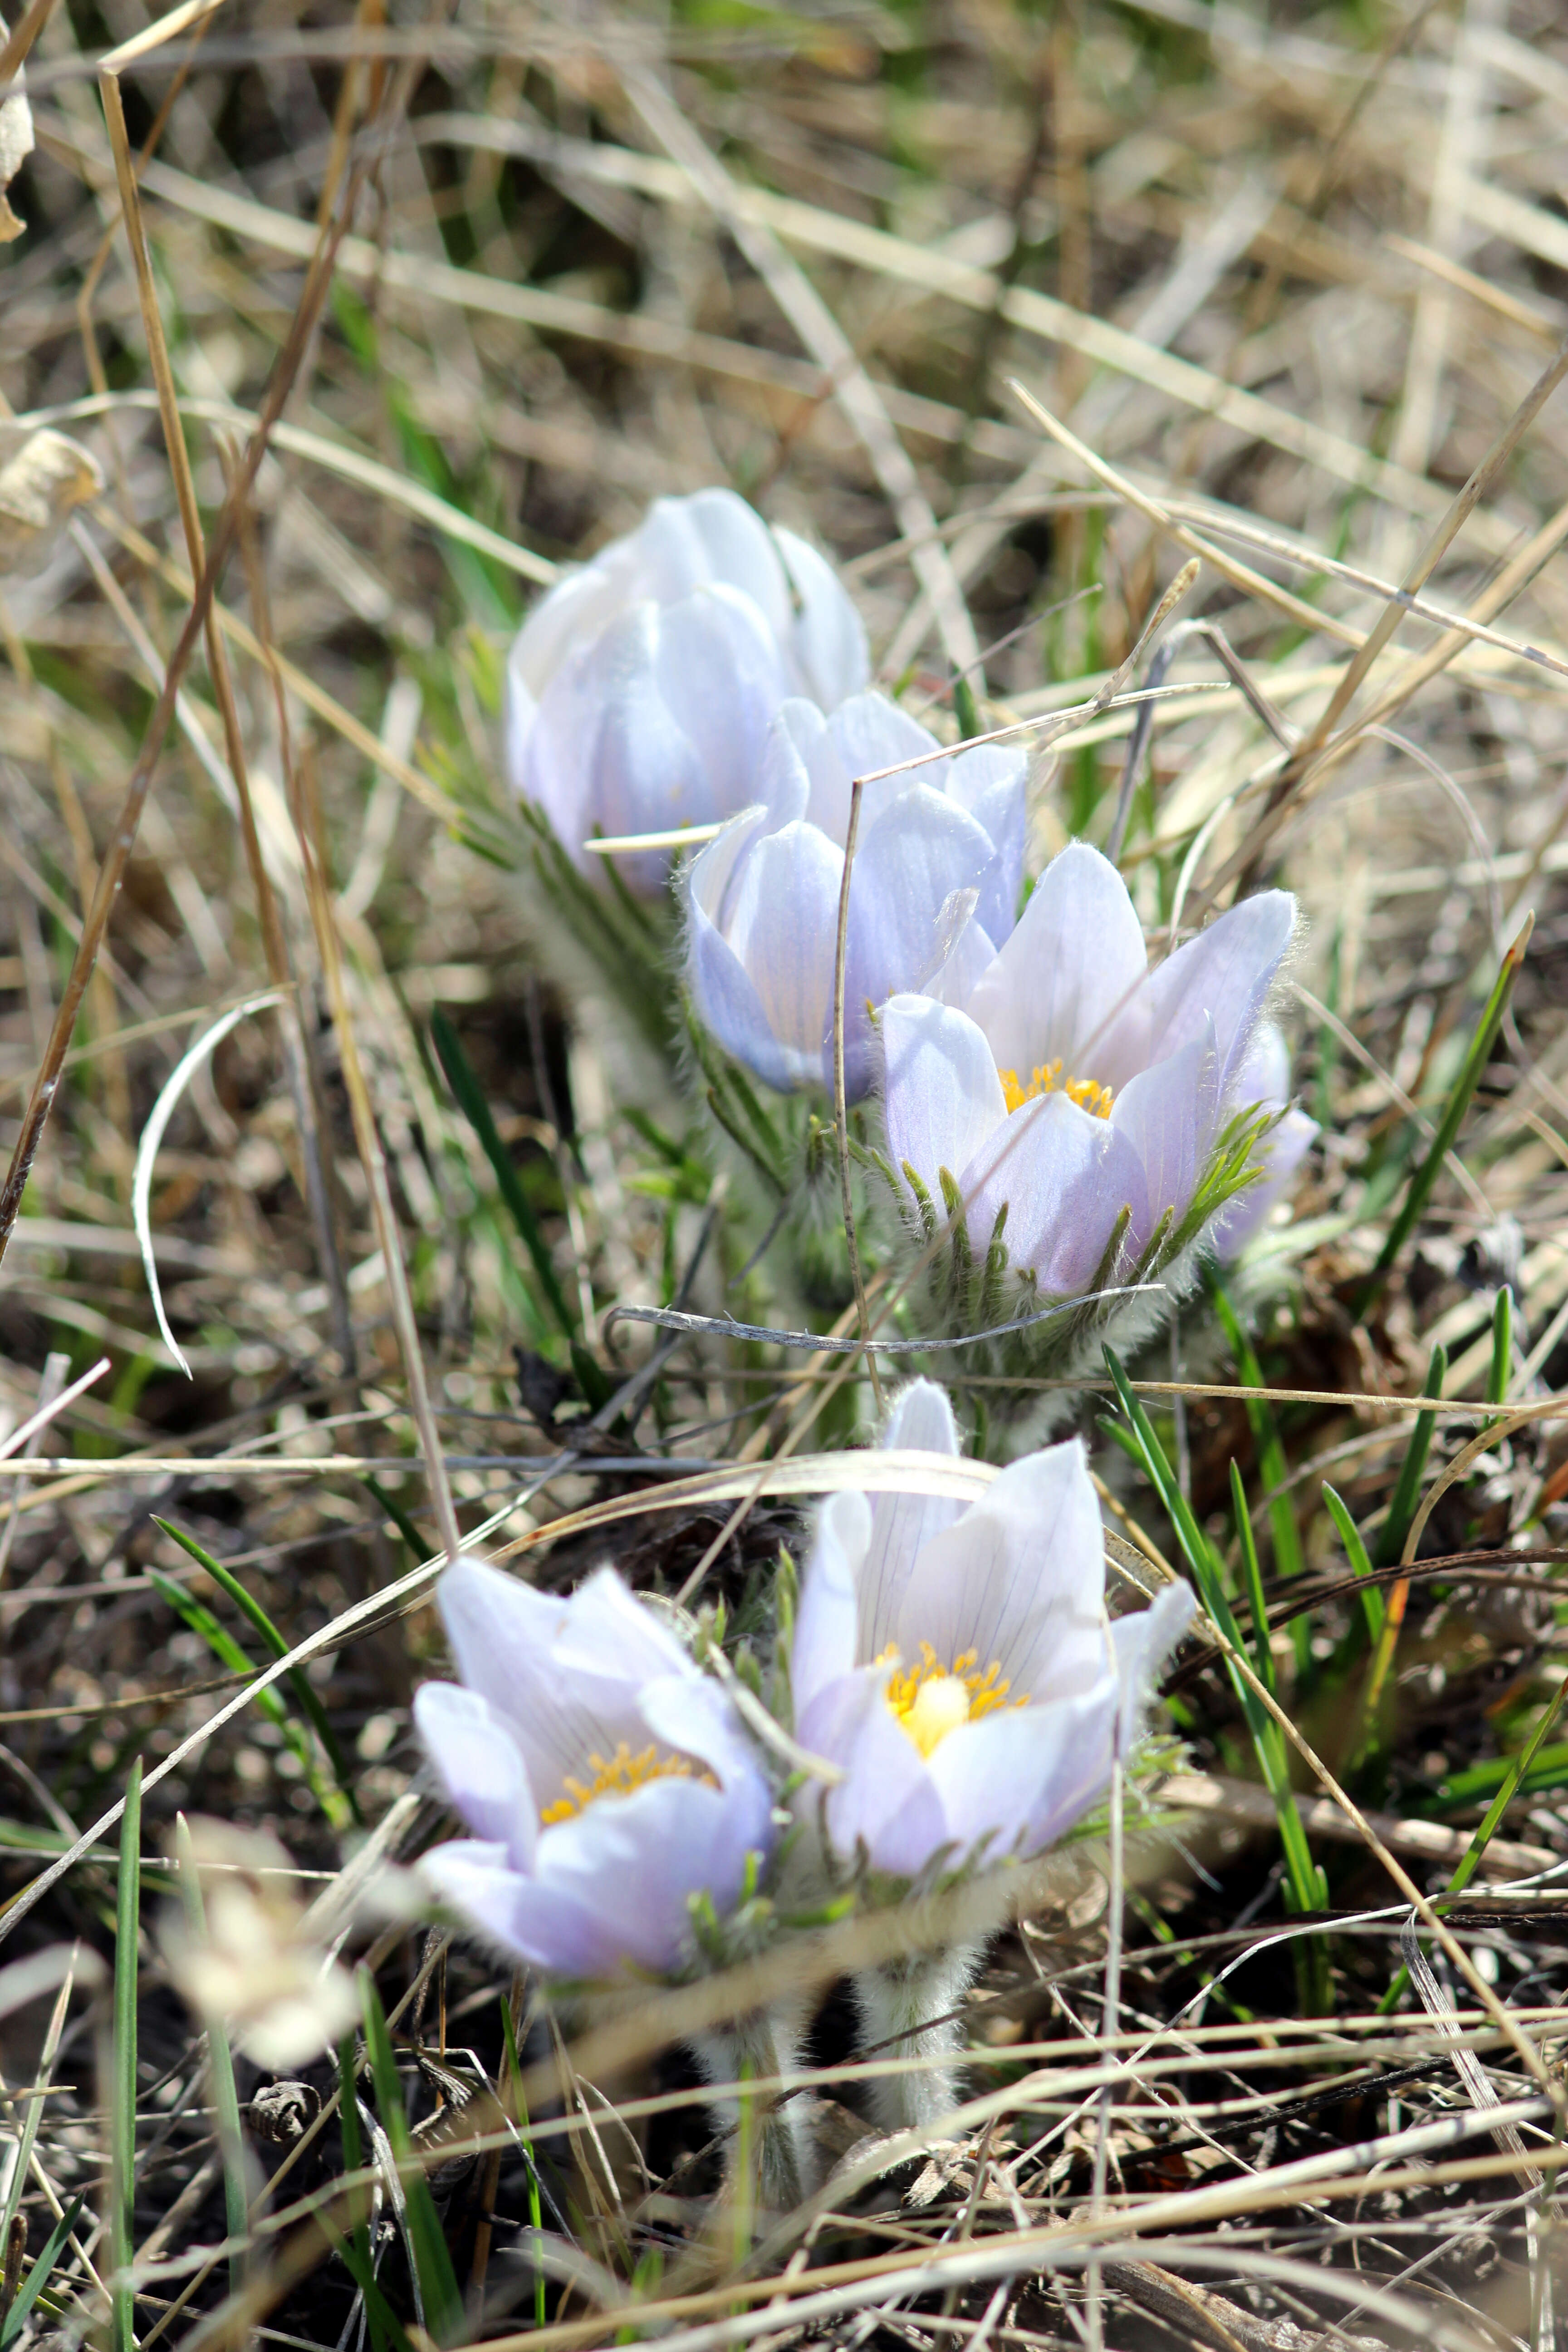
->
[413,1683,535,1869]
[956,1090,1147,1296]
[1109,1028,1216,1258]
[821,1675,949,1879]
[944,745,1027,946]
[722,819,843,1071]
[965,842,1148,1079]
[775,524,870,707]
[890,1436,1107,1700]
[538,1774,761,1974]
[846,789,1001,1025]
[1103,890,1295,1098]
[420,1839,633,1980]
[637,1674,774,1852]
[924,1698,1084,1864]
[880,995,1007,1206]
[652,588,790,823]
[793,1489,870,1718]
[858,1381,965,1661]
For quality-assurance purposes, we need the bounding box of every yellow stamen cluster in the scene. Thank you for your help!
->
[539,1742,714,1825]
[997,1059,1114,1119]
[880,1642,1028,1758]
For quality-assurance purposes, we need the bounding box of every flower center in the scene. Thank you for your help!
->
[881,1643,1026,1758]
[997,1059,1114,1119]
[539,1742,713,1825]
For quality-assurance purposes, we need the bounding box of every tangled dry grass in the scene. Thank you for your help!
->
[5,0,1568,2342]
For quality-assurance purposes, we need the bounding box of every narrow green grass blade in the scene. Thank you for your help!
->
[1355,918,1529,1315]
[111,1759,141,2352]
[359,1971,463,2343]
[1229,1459,1275,1694]
[1322,1483,1384,1641]
[148,1570,342,1823]
[1489,1284,1513,1406]
[432,1004,578,1342]
[318,2212,418,2352]
[154,1519,361,1824]
[175,1815,248,2301]
[0,2193,86,2350]
[1214,1283,1307,1671]
[1375,1341,1446,1569]
[338,2038,392,2352]
[499,1993,546,2329]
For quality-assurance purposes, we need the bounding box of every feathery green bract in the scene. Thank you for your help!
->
[359,1971,463,2342]
[0,2195,86,2349]
[111,1760,142,2352]
[1355,921,1527,1316]
[156,1520,361,1824]
[175,1815,248,2300]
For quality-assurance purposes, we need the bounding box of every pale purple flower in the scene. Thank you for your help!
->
[506,490,868,892]
[684,692,1027,1099]
[880,841,1300,1330]
[789,1381,1194,1884]
[414,1560,774,1981]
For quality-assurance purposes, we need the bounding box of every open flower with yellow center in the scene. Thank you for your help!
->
[414,1560,773,1980]
[788,1382,1194,1883]
[881,841,1309,1352]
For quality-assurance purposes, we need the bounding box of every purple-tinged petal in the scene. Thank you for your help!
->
[925,1695,1095,1864]
[413,1683,535,1870]
[945,745,1027,946]
[637,1674,774,1854]
[539,1774,760,1974]
[858,1380,965,1660]
[775,526,870,708]
[420,1839,638,1980]
[1109,1029,1217,1258]
[956,1090,1147,1297]
[965,842,1148,1078]
[880,995,1007,1206]
[822,1677,949,1880]
[793,1490,870,1720]
[1101,890,1295,1098]
[721,820,844,1084]
[553,1565,696,1691]
[890,1437,1107,1701]
[846,789,1001,1034]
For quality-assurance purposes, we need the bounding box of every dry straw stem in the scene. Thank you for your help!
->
[0,24,392,1269]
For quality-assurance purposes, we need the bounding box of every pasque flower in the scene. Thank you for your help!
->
[790,1380,1192,1884]
[506,489,868,892]
[415,1559,774,1981]
[880,841,1300,1341]
[684,692,1027,1100]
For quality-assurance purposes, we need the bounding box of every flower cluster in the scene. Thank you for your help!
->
[416,1387,1191,1982]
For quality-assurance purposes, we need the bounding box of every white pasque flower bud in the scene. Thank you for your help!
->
[506,489,868,893]
[683,691,1026,1101]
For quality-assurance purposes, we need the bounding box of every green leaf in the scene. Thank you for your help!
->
[359,1973,463,2342]
[155,1521,361,1825]
[1,2194,87,2349]
[1213,1281,1306,1670]
[1375,1342,1446,1569]
[1489,1284,1514,1406]
[432,1006,580,1344]
[1322,1483,1384,1641]
[1356,921,1529,1314]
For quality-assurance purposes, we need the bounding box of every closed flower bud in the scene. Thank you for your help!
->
[506,489,867,893]
[684,691,1026,1099]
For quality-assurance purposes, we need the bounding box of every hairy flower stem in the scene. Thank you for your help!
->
[852,1945,981,2137]
[691,1999,815,2217]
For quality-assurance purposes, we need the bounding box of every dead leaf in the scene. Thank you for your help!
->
[0,15,34,243]
[0,429,104,569]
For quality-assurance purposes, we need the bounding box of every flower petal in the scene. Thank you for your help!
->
[858,1380,965,1661]
[721,820,844,1083]
[889,1436,1107,1701]
[925,1693,1100,1865]
[636,1673,774,1853]
[956,1090,1147,1297]
[793,1489,870,1720]
[963,842,1148,1076]
[880,994,1007,1209]
[847,789,1002,1031]
[774,525,870,708]
[1109,1028,1217,1257]
[821,1674,950,1880]
[1101,890,1295,1097]
[420,1839,633,1980]
[538,1775,760,1974]
[413,1683,535,1870]
[944,745,1027,946]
